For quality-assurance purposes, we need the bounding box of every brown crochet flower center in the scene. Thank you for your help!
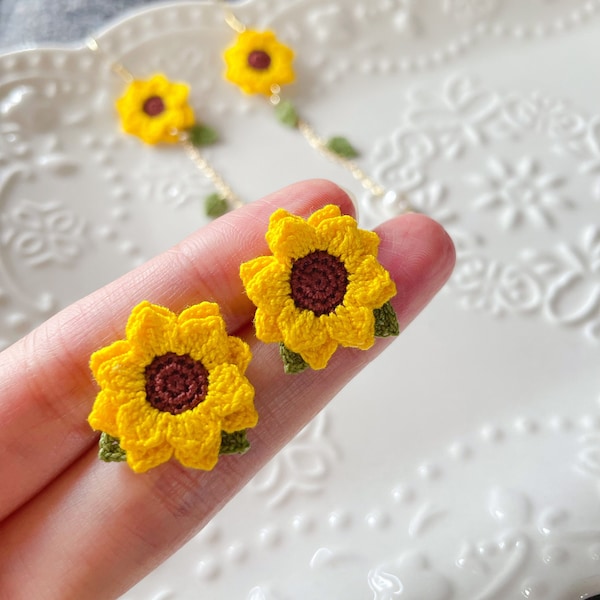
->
[143,95,166,117]
[145,352,208,415]
[248,50,271,70]
[290,250,348,316]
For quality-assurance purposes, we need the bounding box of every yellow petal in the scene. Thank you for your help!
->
[307,204,342,227]
[299,337,339,370]
[179,301,221,323]
[205,365,257,430]
[180,106,195,130]
[147,73,170,95]
[173,430,221,471]
[183,324,231,370]
[280,306,330,354]
[267,215,319,261]
[243,261,291,314]
[347,257,396,308]
[326,304,375,349]
[244,29,277,48]
[226,335,252,373]
[166,408,215,444]
[120,112,146,137]
[144,116,172,142]
[165,408,223,471]
[268,207,293,227]
[221,403,258,432]
[93,355,147,402]
[240,255,274,288]
[90,339,130,381]
[88,390,123,437]
[356,228,381,257]
[126,301,178,363]
[126,441,174,473]
[117,397,167,448]
[163,81,190,106]
[315,216,361,263]
[254,309,284,343]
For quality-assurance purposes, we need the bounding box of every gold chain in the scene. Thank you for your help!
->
[86,37,241,211]
[181,138,242,209]
[86,37,134,84]
[220,9,405,208]
[296,120,386,198]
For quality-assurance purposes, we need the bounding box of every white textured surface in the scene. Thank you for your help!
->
[1,1,600,598]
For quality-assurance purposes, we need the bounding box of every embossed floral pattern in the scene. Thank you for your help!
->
[1,200,86,267]
[449,254,542,316]
[526,225,600,340]
[248,413,338,507]
[368,75,600,342]
[469,156,569,229]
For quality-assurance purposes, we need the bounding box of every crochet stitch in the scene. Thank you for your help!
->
[88,301,258,473]
[240,205,399,371]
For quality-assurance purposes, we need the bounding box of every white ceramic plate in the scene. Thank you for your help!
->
[2,1,600,598]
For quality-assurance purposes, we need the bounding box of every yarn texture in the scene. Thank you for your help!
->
[223,30,295,96]
[88,301,257,473]
[240,205,398,371]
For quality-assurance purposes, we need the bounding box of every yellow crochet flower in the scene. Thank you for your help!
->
[115,73,195,145]
[88,301,257,473]
[224,30,295,96]
[240,205,397,370]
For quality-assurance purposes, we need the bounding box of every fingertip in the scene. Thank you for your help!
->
[256,178,357,219]
[376,213,456,324]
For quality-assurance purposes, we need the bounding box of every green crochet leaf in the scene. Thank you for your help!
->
[99,432,126,462]
[275,99,299,128]
[279,342,309,374]
[98,430,251,463]
[188,124,218,147]
[204,193,229,218]
[326,136,359,159]
[374,301,400,337]
[220,430,250,455]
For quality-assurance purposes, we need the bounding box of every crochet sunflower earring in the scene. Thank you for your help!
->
[221,9,394,204]
[88,301,258,473]
[240,205,400,373]
[87,38,240,218]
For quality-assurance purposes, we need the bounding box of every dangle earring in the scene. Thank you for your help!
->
[220,5,402,208]
[86,38,241,218]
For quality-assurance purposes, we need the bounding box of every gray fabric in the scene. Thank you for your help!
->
[0,0,168,49]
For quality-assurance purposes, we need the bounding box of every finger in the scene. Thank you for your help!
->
[0,214,455,599]
[0,180,355,522]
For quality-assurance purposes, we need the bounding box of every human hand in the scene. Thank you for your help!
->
[0,180,455,599]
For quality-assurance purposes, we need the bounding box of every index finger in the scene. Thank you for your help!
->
[0,179,355,521]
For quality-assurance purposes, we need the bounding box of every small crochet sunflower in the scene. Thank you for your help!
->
[224,30,295,96]
[88,301,257,473]
[115,73,195,144]
[240,205,399,372]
